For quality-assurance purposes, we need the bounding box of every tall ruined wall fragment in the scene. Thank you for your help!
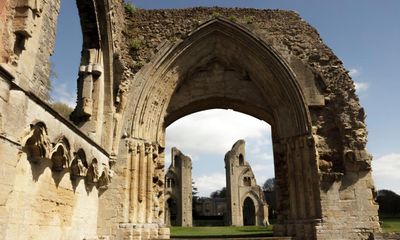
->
[164,147,193,227]
[225,140,269,226]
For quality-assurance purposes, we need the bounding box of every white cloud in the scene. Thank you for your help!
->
[372,153,400,195]
[194,173,226,197]
[348,67,369,93]
[349,68,360,77]
[354,82,369,92]
[166,109,271,156]
[51,82,76,108]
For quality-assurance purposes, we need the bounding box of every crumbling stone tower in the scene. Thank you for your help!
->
[225,140,269,226]
[164,147,193,227]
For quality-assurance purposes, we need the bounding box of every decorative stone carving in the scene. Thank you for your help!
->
[24,122,52,163]
[50,137,71,171]
[98,162,113,189]
[70,150,88,178]
[87,158,100,183]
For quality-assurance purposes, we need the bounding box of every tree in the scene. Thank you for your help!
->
[210,187,226,199]
[192,181,199,202]
[263,178,276,219]
[262,178,275,192]
[376,189,400,217]
[50,102,73,119]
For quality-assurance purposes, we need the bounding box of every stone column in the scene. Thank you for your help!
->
[129,140,140,223]
[145,142,153,223]
[137,141,147,223]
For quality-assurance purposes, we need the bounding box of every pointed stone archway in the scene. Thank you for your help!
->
[101,11,380,240]
[243,197,256,226]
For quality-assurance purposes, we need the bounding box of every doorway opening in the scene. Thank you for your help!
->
[165,109,274,227]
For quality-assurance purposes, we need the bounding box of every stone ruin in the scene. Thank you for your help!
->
[164,147,193,227]
[0,1,383,239]
[165,142,268,228]
[225,140,269,227]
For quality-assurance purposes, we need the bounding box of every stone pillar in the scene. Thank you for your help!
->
[129,140,140,223]
[146,143,153,223]
[72,48,103,120]
[138,142,147,223]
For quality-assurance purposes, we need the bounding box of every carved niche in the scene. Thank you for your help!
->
[24,122,52,163]
[50,137,71,171]
[70,149,88,179]
[86,158,100,183]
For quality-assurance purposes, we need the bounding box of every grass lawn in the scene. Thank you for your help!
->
[170,226,273,237]
[381,218,400,233]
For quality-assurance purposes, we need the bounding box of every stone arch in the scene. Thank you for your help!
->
[242,196,256,226]
[67,0,117,150]
[121,18,311,145]
[107,13,380,239]
[116,17,318,238]
[240,190,264,225]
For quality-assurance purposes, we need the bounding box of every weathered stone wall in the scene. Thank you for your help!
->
[0,0,61,100]
[0,66,111,239]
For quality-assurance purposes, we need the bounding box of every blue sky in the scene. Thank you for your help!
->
[51,1,400,196]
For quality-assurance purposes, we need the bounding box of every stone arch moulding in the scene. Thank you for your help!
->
[106,16,380,240]
[115,17,318,239]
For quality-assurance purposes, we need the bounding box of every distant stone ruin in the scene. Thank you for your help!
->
[164,147,193,227]
[225,140,269,226]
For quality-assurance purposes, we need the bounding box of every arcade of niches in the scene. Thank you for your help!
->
[0,0,381,239]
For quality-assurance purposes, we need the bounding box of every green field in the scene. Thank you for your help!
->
[381,218,400,233]
[170,219,400,238]
[170,226,273,237]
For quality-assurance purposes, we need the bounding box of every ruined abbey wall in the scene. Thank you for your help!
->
[225,140,269,227]
[0,0,60,100]
[0,67,111,239]
[0,2,383,239]
[115,8,380,239]
[0,1,117,239]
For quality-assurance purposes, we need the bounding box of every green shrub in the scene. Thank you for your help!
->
[130,38,142,51]
[245,16,253,24]
[211,11,221,18]
[124,2,136,14]
[229,15,237,22]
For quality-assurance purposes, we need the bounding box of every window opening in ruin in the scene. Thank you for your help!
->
[166,109,274,226]
[239,154,244,166]
[13,32,26,56]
